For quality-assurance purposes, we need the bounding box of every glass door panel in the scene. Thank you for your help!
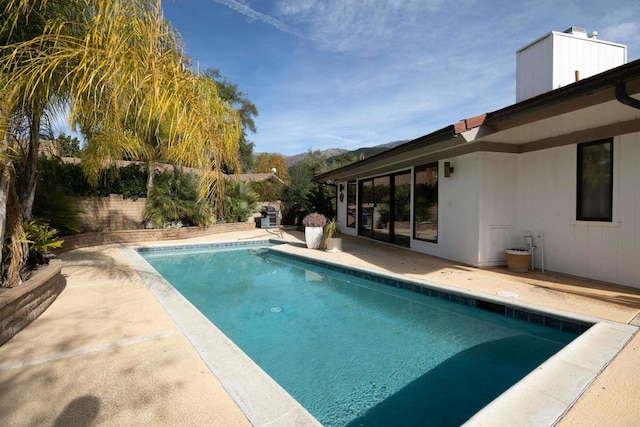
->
[392,171,411,247]
[372,176,390,242]
[346,181,356,228]
[359,179,373,237]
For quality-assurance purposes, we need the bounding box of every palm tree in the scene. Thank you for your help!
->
[1,0,81,218]
[0,0,242,281]
[223,179,259,223]
[143,168,212,228]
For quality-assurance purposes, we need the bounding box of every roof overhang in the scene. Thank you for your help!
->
[314,58,640,183]
[484,59,640,132]
[314,115,487,183]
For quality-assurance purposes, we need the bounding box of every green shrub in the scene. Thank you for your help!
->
[250,181,283,202]
[2,218,63,278]
[143,168,212,228]
[33,158,83,235]
[21,218,63,267]
[103,164,147,200]
[36,158,148,200]
[223,180,259,223]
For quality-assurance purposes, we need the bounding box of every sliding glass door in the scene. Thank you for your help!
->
[359,179,373,235]
[393,171,411,246]
[358,171,410,247]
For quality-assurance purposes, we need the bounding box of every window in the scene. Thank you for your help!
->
[577,139,613,221]
[346,181,356,228]
[414,163,438,242]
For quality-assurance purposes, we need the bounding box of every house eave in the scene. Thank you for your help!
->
[485,58,640,130]
[314,58,640,184]
[314,125,457,183]
[314,114,489,183]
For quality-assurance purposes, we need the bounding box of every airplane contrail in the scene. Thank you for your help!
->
[209,0,301,37]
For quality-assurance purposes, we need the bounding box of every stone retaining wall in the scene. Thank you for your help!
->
[76,194,146,232]
[75,196,281,233]
[0,259,64,346]
[56,221,257,253]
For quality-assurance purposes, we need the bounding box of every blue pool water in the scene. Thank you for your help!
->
[140,246,579,426]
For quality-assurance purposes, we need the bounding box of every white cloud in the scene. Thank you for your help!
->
[181,0,640,155]
[273,0,454,54]
[209,0,300,36]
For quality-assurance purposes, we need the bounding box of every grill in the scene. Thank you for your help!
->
[257,205,278,228]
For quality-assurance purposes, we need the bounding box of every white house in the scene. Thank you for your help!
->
[315,27,640,289]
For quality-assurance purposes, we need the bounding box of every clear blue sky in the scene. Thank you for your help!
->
[65,1,640,156]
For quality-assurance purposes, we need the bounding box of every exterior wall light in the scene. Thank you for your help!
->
[444,161,455,177]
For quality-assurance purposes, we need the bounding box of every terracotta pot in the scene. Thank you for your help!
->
[505,249,531,272]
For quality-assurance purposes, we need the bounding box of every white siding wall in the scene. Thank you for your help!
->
[335,133,640,288]
[513,133,640,288]
[552,34,626,91]
[516,35,553,102]
[477,152,518,266]
[412,154,480,265]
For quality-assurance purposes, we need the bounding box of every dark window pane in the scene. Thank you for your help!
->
[359,180,374,234]
[346,181,356,228]
[577,140,613,221]
[414,163,438,242]
[372,176,390,242]
[393,172,412,245]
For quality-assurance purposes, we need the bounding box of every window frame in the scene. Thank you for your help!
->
[576,138,613,222]
[413,162,439,243]
[345,181,356,228]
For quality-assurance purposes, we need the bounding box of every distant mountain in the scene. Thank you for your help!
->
[285,140,408,166]
[328,140,408,162]
[285,148,347,166]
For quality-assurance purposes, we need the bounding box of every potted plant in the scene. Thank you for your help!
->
[324,219,342,253]
[505,248,531,272]
[302,212,327,249]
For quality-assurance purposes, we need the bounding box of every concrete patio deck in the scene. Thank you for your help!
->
[0,228,638,426]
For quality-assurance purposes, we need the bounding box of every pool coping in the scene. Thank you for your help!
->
[125,240,638,426]
[125,241,320,427]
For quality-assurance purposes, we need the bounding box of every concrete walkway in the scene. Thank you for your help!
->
[0,229,638,426]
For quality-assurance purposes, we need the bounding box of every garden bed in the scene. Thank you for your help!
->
[0,259,64,346]
[55,221,256,253]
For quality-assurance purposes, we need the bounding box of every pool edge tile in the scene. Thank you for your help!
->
[122,246,322,427]
[462,322,638,426]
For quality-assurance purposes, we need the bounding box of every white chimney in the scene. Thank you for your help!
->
[516,27,627,102]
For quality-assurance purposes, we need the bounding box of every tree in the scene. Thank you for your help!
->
[3,0,241,199]
[1,0,83,285]
[0,0,243,282]
[1,0,83,219]
[222,180,259,223]
[280,151,336,225]
[237,138,255,174]
[55,132,81,157]
[281,161,314,224]
[254,153,289,183]
[143,168,212,228]
[205,69,258,173]
[72,5,241,209]
[326,152,360,170]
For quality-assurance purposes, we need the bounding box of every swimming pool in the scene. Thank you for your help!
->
[137,242,586,426]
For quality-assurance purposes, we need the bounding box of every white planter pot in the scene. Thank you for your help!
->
[304,227,324,249]
[325,237,342,253]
